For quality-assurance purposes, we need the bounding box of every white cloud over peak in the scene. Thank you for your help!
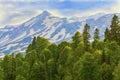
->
[0,0,119,28]
[110,0,120,13]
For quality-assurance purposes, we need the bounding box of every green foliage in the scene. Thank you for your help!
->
[105,15,120,45]
[113,62,120,80]
[110,15,120,42]
[72,31,83,50]
[104,28,110,42]
[0,66,4,80]
[94,28,100,41]
[15,75,26,80]
[83,24,91,51]
[101,63,113,80]
[79,53,101,80]
[2,54,16,80]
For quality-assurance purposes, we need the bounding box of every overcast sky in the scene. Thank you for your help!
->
[0,0,120,27]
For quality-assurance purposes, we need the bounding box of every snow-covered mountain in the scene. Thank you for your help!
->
[0,11,120,56]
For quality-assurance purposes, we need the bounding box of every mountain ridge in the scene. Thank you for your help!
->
[0,11,120,57]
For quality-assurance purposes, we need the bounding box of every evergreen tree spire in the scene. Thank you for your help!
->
[109,14,120,42]
[83,24,90,51]
[104,28,110,42]
[94,28,100,41]
[72,31,83,50]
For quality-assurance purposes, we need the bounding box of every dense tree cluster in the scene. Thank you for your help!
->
[104,15,120,44]
[0,15,120,80]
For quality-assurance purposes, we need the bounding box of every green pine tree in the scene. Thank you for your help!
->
[109,15,120,44]
[72,31,83,50]
[104,28,110,42]
[83,24,91,51]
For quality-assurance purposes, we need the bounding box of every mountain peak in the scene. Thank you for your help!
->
[42,11,50,15]
[36,10,51,18]
[40,11,51,16]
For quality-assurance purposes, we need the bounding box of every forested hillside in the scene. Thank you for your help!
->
[0,15,120,80]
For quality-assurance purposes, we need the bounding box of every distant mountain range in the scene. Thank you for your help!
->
[0,11,120,57]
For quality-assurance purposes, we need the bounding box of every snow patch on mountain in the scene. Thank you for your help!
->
[11,32,27,42]
[0,11,120,55]
[29,28,35,35]
[25,18,38,27]
[43,16,61,27]
[53,28,66,41]
[5,43,18,51]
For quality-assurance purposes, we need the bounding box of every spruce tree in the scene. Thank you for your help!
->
[109,15,120,43]
[72,31,83,50]
[104,28,110,42]
[94,28,100,41]
[92,28,101,50]
[83,24,90,51]
[31,37,36,50]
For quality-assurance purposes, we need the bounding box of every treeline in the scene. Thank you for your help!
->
[0,15,120,80]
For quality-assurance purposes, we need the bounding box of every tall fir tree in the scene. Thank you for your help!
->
[31,37,36,50]
[83,24,90,51]
[92,28,101,50]
[72,31,83,50]
[104,28,110,42]
[109,15,120,44]
[94,28,100,41]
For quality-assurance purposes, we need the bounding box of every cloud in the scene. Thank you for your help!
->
[0,0,119,28]
[2,10,40,25]
[67,0,119,17]
[0,2,43,27]
[110,0,120,13]
[0,3,14,27]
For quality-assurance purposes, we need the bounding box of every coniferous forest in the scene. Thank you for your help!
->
[0,15,120,80]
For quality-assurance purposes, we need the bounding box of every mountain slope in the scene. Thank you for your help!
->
[0,11,120,55]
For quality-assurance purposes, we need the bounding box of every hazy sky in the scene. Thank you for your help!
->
[0,0,120,27]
